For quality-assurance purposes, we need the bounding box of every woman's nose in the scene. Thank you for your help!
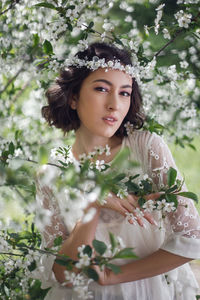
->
[107,93,119,110]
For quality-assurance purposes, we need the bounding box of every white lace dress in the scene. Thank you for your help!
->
[34,131,200,300]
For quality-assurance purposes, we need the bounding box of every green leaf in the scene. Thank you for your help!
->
[125,181,140,194]
[111,147,130,169]
[31,223,35,233]
[106,263,121,274]
[67,22,73,31]
[188,143,196,151]
[138,197,146,207]
[114,248,138,259]
[43,40,53,55]
[55,257,72,267]
[88,21,94,29]
[53,236,63,247]
[28,260,37,272]
[109,232,117,253]
[165,193,177,202]
[166,185,178,193]
[177,192,198,203]
[17,242,28,248]
[8,142,15,155]
[33,33,39,47]
[92,239,107,256]
[84,267,99,281]
[141,180,153,193]
[167,167,177,187]
[34,3,57,9]
[38,146,48,165]
[112,173,127,183]
[83,245,93,257]
[165,194,178,208]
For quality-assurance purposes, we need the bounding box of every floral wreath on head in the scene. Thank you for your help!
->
[63,55,136,77]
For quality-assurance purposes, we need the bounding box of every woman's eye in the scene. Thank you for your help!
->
[94,87,108,92]
[120,91,131,97]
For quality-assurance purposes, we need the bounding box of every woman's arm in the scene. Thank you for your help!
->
[52,206,101,283]
[98,249,191,286]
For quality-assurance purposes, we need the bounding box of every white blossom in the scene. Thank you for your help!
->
[162,28,171,39]
[13,148,23,157]
[175,10,192,28]
[144,25,149,36]
[125,15,132,23]
[75,253,91,268]
[143,200,156,213]
[124,121,134,135]
[180,61,189,69]
[95,160,106,171]
[154,3,165,35]
[117,188,128,199]
[119,2,134,12]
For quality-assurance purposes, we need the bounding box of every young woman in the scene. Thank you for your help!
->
[35,42,200,300]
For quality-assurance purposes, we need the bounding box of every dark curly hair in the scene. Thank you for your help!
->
[42,42,145,137]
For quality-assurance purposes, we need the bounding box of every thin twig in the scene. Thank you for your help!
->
[0,252,23,257]
[25,158,60,168]
[79,23,114,42]
[155,28,184,57]
[0,0,20,17]
[12,81,30,103]
[0,67,24,95]
[155,12,200,58]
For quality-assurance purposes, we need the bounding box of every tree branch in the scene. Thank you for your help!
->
[12,81,30,102]
[25,158,61,168]
[0,66,24,95]
[155,12,200,58]
[0,0,20,17]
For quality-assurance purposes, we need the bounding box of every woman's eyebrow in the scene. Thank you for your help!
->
[92,79,132,89]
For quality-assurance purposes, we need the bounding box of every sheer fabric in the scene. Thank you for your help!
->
[34,131,200,299]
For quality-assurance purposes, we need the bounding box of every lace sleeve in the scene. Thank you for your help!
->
[145,132,200,259]
[33,165,69,288]
[35,178,69,248]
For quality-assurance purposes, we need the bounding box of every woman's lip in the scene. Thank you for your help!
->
[102,117,117,126]
[103,116,118,122]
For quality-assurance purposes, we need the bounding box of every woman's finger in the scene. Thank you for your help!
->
[143,211,157,226]
[125,194,140,208]
[144,192,162,201]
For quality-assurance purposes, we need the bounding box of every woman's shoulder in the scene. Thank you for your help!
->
[125,130,163,148]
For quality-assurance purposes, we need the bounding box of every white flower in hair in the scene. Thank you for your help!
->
[124,121,134,135]
[64,56,135,77]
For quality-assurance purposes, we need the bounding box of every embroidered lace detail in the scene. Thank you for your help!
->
[35,176,69,248]
[99,209,124,223]
[145,132,200,239]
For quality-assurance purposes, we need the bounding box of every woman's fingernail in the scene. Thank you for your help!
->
[142,223,147,229]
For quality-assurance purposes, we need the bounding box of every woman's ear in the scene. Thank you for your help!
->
[70,95,78,110]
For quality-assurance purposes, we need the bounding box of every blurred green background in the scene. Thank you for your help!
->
[170,136,200,212]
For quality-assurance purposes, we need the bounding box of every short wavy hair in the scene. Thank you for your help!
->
[42,42,145,137]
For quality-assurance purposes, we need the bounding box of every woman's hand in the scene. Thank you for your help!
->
[97,192,160,227]
[92,265,112,286]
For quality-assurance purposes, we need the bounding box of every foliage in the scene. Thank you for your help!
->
[0,0,200,298]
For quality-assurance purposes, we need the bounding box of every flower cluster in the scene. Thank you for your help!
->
[154,4,165,35]
[64,271,93,299]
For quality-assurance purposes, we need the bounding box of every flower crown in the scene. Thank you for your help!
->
[64,56,135,77]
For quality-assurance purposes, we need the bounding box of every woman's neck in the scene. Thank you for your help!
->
[72,130,123,162]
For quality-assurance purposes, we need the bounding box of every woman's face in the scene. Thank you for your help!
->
[72,68,132,139]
